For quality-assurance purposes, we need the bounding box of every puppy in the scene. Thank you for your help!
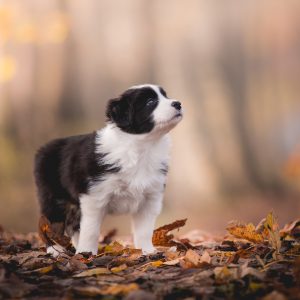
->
[34,84,183,256]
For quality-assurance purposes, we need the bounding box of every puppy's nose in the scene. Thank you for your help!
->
[171,101,182,111]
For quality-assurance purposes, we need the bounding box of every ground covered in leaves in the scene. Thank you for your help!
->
[0,213,300,300]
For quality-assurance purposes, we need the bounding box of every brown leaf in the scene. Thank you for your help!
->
[180,249,211,268]
[100,283,139,296]
[73,267,110,277]
[163,258,180,266]
[38,215,71,248]
[214,266,238,282]
[101,229,118,244]
[152,219,187,247]
[184,249,201,266]
[240,262,265,280]
[68,254,89,271]
[262,291,288,300]
[280,219,300,239]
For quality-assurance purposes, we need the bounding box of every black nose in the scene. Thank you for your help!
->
[171,101,181,111]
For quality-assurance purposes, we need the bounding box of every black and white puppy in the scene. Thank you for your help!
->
[34,84,183,256]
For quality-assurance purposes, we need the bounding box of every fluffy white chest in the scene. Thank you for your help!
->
[87,125,170,214]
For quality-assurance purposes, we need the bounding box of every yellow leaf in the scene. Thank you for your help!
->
[264,212,281,255]
[151,260,164,267]
[227,222,264,244]
[34,265,54,274]
[111,264,127,273]
[103,241,124,255]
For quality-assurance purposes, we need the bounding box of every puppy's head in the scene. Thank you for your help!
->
[106,84,183,134]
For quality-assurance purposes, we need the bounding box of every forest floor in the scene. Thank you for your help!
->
[0,213,299,300]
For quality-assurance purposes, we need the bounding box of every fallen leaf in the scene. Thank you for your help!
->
[73,286,105,297]
[201,250,212,264]
[240,262,265,280]
[264,212,281,257]
[68,254,89,271]
[100,241,125,255]
[227,221,265,244]
[184,249,201,266]
[214,266,237,281]
[163,258,180,266]
[101,229,118,244]
[73,267,110,277]
[152,219,187,247]
[111,263,127,273]
[180,249,211,268]
[100,283,139,296]
[262,291,288,300]
[38,215,71,248]
[280,219,300,239]
[33,265,54,274]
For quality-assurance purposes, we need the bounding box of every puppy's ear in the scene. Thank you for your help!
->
[106,98,131,128]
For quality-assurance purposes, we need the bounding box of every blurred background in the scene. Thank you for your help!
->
[0,0,300,235]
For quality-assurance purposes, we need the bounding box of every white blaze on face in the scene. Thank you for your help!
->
[151,86,182,125]
[129,84,183,128]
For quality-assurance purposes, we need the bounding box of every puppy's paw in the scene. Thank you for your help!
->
[46,245,65,257]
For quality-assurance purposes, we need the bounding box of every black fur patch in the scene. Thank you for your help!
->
[34,132,120,230]
[106,87,159,134]
[160,162,169,175]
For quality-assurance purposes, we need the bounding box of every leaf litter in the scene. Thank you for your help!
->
[0,212,300,299]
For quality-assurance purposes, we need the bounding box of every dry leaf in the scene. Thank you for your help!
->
[140,260,164,271]
[100,283,139,296]
[280,219,300,239]
[111,264,127,273]
[101,229,117,244]
[227,222,265,244]
[152,219,187,247]
[264,212,281,256]
[163,258,180,266]
[214,266,237,281]
[184,249,201,266]
[73,267,110,277]
[262,291,288,300]
[73,286,105,297]
[33,265,54,274]
[240,262,265,280]
[38,215,70,248]
[181,249,212,268]
[151,260,164,267]
[100,241,125,255]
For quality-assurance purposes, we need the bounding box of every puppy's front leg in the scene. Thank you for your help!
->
[131,193,163,254]
[76,195,105,255]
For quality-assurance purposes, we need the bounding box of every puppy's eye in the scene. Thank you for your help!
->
[146,98,157,106]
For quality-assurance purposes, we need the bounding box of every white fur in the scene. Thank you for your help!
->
[75,85,182,255]
[47,244,65,257]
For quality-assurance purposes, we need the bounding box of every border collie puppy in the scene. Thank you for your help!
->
[34,84,183,256]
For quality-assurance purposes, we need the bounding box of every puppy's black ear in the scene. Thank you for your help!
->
[106,98,131,128]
